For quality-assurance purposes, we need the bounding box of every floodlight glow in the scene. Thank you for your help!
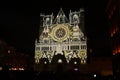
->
[58,59,62,63]
[74,68,78,71]
[44,61,47,64]
[74,61,77,64]
[93,74,96,77]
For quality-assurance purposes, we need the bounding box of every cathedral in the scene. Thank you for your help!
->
[34,8,87,71]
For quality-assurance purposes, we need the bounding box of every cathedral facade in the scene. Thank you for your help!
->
[34,8,87,71]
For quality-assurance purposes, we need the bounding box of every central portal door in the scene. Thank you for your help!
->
[51,54,67,72]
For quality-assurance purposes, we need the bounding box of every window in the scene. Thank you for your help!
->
[41,47,49,51]
[70,45,79,50]
[81,45,86,49]
[68,46,69,50]
[36,47,40,50]
[50,47,52,50]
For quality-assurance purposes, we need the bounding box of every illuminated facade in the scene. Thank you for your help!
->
[35,8,87,71]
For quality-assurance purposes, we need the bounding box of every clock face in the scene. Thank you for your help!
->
[50,24,70,42]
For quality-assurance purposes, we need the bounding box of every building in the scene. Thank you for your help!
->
[34,8,87,71]
[0,40,7,64]
[105,0,120,78]
[0,40,31,71]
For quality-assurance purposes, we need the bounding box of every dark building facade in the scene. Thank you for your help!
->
[0,40,31,71]
[106,0,120,78]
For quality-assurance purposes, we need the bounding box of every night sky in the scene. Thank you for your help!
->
[0,0,111,57]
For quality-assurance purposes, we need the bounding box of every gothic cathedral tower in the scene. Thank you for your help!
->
[34,8,87,71]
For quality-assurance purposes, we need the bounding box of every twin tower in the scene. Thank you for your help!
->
[35,8,87,71]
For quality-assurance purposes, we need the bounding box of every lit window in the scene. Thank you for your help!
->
[8,50,11,53]
[113,50,116,55]
[118,47,120,53]
[113,29,115,34]
[19,68,24,70]
[111,33,113,37]
[0,67,2,71]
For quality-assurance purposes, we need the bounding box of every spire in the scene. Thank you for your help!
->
[54,8,68,24]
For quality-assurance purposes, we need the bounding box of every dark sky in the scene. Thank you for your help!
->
[0,0,110,56]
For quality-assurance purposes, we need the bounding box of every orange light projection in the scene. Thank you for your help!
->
[110,25,119,37]
[113,46,120,55]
